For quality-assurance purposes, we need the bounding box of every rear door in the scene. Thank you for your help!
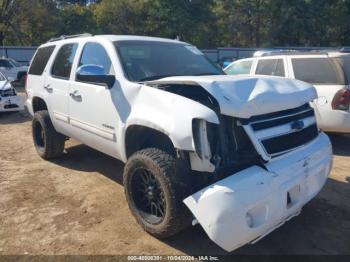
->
[44,42,78,135]
[68,41,120,157]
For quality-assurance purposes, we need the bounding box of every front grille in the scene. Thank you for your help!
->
[243,104,319,158]
[261,124,318,155]
[0,88,16,97]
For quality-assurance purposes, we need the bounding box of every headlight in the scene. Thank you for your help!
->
[192,119,211,160]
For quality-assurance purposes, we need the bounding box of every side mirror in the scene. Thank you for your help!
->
[76,64,115,89]
[7,76,15,82]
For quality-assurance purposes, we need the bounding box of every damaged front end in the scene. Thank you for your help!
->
[144,76,332,252]
[184,133,332,252]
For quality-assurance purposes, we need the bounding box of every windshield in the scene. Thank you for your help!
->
[0,72,5,81]
[114,41,223,82]
[291,57,346,85]
[335,55,350,84]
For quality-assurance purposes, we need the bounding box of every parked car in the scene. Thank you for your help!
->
[224,50,350,133]
[26,34,332,252]
[0,57,28,85]
[0,71,23,112]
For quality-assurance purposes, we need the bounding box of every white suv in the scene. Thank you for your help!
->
[224,51,350,133]
[26,35,332,252]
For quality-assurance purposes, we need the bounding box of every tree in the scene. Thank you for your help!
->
[59,4,97,35]
[0,0,28,45]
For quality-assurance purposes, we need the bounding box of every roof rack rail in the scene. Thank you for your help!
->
[254,49,329,57]
[47,33,92,43]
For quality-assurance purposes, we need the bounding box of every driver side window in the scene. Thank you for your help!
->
[78,42,115,76]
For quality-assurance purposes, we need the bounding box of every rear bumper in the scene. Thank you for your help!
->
[183,133,332,252]
[0,95,24,112]
[25,98,34,116]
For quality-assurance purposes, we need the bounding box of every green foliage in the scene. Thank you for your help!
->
[1,0,350,47]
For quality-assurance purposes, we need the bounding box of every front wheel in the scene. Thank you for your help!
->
[123,148,191,238]
[32,110,65,159]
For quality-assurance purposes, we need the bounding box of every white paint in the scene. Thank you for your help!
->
[146,75,317,119]
[184,133,332,252]
[225,53,350,133]
[0,72,24,112]
[25,35,333,251]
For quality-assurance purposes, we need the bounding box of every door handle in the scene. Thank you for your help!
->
[69,90,82,100]
[43,84,53,92]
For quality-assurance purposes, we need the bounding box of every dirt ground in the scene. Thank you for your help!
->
[0,91,349,256]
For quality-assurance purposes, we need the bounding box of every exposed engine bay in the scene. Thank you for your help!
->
[149,83,263,181]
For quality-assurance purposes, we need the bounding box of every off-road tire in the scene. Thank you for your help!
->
[124,148,191,238]
[32,110,65,159]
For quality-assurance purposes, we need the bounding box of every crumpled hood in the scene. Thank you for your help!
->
[146,75,317,118]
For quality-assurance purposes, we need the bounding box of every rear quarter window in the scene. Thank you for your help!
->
[292,57,345,85]
[28,46,55,76]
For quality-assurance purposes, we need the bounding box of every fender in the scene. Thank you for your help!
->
[123,85,219,155]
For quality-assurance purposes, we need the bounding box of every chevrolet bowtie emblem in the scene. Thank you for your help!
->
[291,120,304,131]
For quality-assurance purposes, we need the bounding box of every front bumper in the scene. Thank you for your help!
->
[0,95,24,112]
[183,133,332,252]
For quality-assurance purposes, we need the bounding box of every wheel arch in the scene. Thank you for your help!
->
[32,96,48,113]
[125,125,177,158]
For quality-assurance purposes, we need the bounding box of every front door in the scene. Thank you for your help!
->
[68,42,120,157]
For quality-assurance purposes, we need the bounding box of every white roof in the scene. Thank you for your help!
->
[41,34,188,47]
[97,35,186,44]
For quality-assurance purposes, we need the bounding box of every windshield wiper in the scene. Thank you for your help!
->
[193,72,223,76]
[139,75,179,82]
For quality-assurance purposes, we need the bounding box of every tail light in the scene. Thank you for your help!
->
[331,89,350,111]
[24,75,28,98]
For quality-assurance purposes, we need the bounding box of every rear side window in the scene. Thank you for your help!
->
[28,46,55,75]
[256,59,285,77]
[292,58,346,85]
[225,60,253,75]
[51,43,78,79]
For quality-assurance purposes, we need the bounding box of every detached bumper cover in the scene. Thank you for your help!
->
[183,133,332,252]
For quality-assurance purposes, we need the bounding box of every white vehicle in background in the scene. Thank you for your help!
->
[224,51,350,133]
[0,71,23,112]
[0,57,28,85]
[26,35,332,252]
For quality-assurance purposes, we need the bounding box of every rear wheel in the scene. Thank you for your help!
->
[124,148,191,238]
[32,110,65,159]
